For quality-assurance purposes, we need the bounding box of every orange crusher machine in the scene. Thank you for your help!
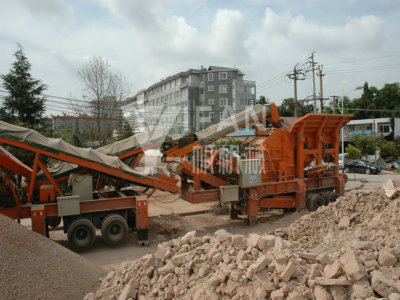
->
[162,104,352,224]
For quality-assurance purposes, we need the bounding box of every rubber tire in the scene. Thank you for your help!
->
[306,194,315,210]
[321,192,330,206]
[365,168,371,175]
[327,192,339,203]
[47,216,61,228]
[309,194,324,212]
[344,167,350,173]
[67,218,96,249]
[101,214,129,245]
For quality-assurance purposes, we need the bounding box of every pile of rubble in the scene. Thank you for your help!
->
[87,181,400,299]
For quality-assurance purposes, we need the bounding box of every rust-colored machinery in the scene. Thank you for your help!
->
[0,103,352,248]
[162,104,352,224]
[0,124,177,248]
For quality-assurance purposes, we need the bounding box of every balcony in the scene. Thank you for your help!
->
[243,80,256,86]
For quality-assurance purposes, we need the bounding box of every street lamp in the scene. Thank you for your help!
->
[339,86,363,173]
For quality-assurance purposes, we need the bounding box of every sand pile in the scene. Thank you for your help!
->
[0,214,104,299]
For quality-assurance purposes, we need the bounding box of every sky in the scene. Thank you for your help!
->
[0,0,399,116]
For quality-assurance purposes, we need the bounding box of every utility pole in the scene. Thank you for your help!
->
[311,52,317,113]
[331,96,339,114]
[286,65,305,117]
[317,65,325,113]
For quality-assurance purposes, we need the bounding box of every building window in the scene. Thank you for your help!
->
[208,73,213,81]
[219,85,227,94]
[208,99,214,105]
[200,88,204,94]
[219,98,228,107]
[240,99,245,106]
[378,123,390,133]
[220,112,229,120]
[209,112,214,118]
[208,85,214,92]
[247,99,254,106]
[219,72,227,80]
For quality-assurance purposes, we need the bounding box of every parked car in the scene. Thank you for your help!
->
[344,160,382,174]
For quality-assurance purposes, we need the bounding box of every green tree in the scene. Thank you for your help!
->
[349,134,376,156]
[377,138,399,160]
[1,44,46,127]
[345,144,361,159]
[256,96,268,105]
[278,98,314,117]
[53,127,82,147]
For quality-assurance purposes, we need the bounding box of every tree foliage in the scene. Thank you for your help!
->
[345,144,361,159]
[278,98,314,117]
[349,134,376,156]
[1,44,47,127]
[53,127,82,147]
[256,95,268,105]
[377,138,399,160]
[346,82,400,119]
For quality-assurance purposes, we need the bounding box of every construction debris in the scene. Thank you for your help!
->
[88,180,400,299]
[0,214,104,300]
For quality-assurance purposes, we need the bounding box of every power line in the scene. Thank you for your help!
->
[324,53,400,66]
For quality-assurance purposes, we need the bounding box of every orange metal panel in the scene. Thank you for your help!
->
[31,204,47,236]
[0,146,32,178]
[135,197,148,229]
[186,189,220,204]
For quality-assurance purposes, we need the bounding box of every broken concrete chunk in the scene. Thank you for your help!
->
[348,278,374,299]
[324,260,343,279]
[338,216,350,229]
[270,289,284,300]
[314,285,333,300]
[214,229,232,242]
[339,251,367,282]
[258,235,276,250]
[328,286,346,300]
[314,276,351,286]
[382,179,399,199]
[298,252,318,262]
[316,253,331,266]
[247,233,261,249]
[279,261,296,282]
[232,235,247,250]
[371,270,400,297]
[378,249,398,267]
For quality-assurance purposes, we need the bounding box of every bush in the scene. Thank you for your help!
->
[378,138,399,160]
[346,144,361,159]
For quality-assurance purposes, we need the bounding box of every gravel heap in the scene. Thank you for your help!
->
[87,180,400,300]
[0,214,104,300]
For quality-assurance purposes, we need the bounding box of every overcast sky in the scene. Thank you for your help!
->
[1,0,399,116]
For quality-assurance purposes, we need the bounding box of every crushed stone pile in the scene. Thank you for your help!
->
[0,214,104,300]
[87,180,400,300]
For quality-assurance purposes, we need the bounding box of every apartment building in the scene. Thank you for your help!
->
[123,66,256,139]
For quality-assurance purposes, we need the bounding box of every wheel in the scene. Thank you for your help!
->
[47,216,61,228]
[344,167,350,173]
[327,192,339,203]
[229,203,239,220]
[365,168,371,175]
[308,194,324,212]
[306,194,315,210]
[321,192,330,206]
[67,218,96,249]
[101,214,129,245]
